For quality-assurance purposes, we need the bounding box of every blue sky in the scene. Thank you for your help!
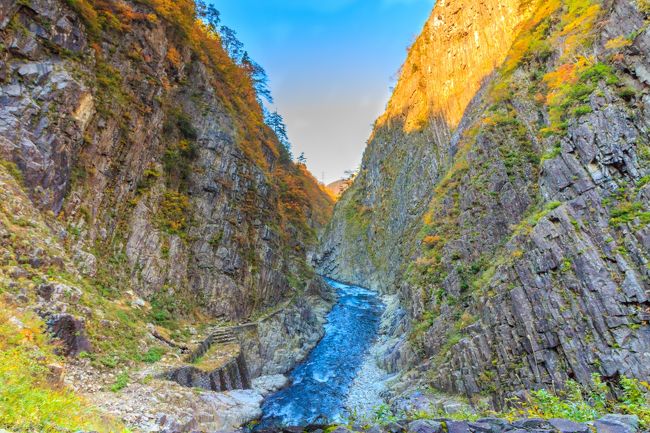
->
[211,0,435,183]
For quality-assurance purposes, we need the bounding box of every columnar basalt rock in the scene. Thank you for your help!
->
[317,0,538,292]
[320,0,650,404]
[0,1,335,428]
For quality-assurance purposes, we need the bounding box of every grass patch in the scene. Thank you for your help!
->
[0,301,127,433]
[141,347,165,364]
[0,160,24,185]
[110,371,129,392]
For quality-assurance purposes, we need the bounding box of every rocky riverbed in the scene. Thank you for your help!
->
[254,414,644,433]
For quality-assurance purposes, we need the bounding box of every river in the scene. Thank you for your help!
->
[256,277,384,428]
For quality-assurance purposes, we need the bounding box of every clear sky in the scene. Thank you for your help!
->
[211,0,435,184]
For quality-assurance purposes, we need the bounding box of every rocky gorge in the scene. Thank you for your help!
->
[0,0,650,432]
[319,0,650,409]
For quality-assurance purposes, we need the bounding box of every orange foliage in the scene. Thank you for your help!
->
[423,235,442,247]
[543,63,578,90]
[166,46,182,68]
[68,0,332,237]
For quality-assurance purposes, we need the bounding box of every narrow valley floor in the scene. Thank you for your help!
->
[257,278,385,428]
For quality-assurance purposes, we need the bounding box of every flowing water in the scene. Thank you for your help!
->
[257,278,384,428]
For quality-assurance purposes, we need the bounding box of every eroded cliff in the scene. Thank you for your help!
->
[0,0,334,429]
[1,0,333,320]
[320,0,650,405]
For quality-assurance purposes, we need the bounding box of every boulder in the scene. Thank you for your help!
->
[468,421,496,433]
[547,418,590,433]
[407,420,444,433]
[385,422,406,433]
[513,419,552,430]
[594,414,639,433]
[468,422,491,433]
[252,374,289,396]
[598,415,639,431]
[305,425,329,432]
[476,418,511,431]
[200,389,263,431]
[446,421,471,433]
[330,428,354,433]
[37,282,82,303]
[284,427,307,433]
[46,313,92,356]
[594,418,636,433]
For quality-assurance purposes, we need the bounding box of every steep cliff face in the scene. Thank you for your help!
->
[0,1,335,428]
[318,0,537,291]
[0,0,333,321]
[379,0,537,132]
[320,0,650,404]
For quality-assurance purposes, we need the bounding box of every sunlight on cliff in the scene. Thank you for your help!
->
[377,0,542,133]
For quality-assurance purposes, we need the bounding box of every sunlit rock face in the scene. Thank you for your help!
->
[317,0,538,291]
[380,0,536,131]
[320,0,650,404]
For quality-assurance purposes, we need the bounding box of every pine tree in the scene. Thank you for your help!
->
[196,0,221,34]
[242,52,273,104]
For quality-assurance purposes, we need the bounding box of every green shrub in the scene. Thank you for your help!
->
[509,376,650,428]
[619,377,650,427]
[164,108,198,141]
[573,105,592,117]
[617,87,637,101]
[110,371,129,392]
[610,201,646,226]
[580,63,619,85]
[409,375,650,428]
[541,145,562,162]
[157,191,190,235]
[0,302,127,432]
[141,347,165,364]
[0,159,24,185]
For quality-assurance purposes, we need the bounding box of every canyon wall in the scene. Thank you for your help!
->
[320,0,650,404]
[0,6,336,426]
[318,0,536,291]
[0,0,333,323]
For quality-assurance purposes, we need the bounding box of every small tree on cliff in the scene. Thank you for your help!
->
[265,110,292,162]
[196,0,221,33]
[242,52,273,105]
[219,25,244,62]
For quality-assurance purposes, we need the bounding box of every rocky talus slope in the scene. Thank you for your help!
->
[319,0,650,407]
[0,0,334,430]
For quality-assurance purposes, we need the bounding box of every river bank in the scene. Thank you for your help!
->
[257,278,384,428]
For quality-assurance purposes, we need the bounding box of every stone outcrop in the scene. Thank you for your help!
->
[379,0,537,131]
[0,0,333,322]
[319,0,650,405]
[166,352,251,392]
[0,1,335,430]
[46,313,92,356]
[254,414,644,433]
